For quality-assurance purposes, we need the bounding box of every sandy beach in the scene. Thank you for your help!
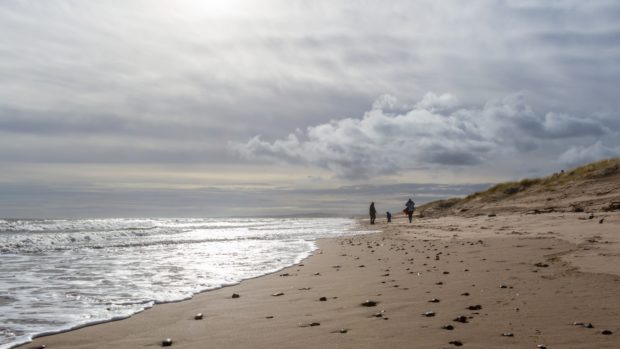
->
[20,210,620,349]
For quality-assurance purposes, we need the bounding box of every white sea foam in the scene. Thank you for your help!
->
[0,217,361,349]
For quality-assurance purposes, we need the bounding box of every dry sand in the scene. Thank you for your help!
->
[21,212,620,349]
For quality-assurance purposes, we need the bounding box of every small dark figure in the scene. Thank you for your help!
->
[405,198,415,223]
[369,202,377,224]
[386,211,392,223]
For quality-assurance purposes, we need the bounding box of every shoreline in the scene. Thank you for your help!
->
[19,212,620,348]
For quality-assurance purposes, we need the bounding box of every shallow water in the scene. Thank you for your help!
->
[0,217,361,348]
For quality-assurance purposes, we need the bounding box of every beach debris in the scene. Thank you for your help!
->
[33,345,46,349]
[373,312,383,318]
[573,322,594,328]
[161,338,173,347]
[339,328,348,334]
[422,311,436,317]
[534,262,549,268]
[449,340,463,346]
[361,300,378,307]
[265,316,274,319]
[272,292,284,297]
[599,218,604,224]
[298,287,311,290]
[537,345,547,349]
[502,332,514,337]
[588,213,595,219]
[429,298,440,303]
[314,272,321,276]
[319,296,327,301]
[499,284,508,289]
[442,325,454,330]
[453,315,468,323]
[601,330,613,335]
[488,213,497,217]
[279,273,290,277]
[467,304,482,310]
[194,313,203,320]
[310,322,320,326]
[461,292,470,296]
[231,293,240,298]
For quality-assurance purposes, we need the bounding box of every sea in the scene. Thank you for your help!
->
[0,217,362,349]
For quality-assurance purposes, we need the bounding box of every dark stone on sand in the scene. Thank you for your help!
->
[194,313,203,320]
[537,345,547,349]
[162,338,173,347]
[280,273,290,277]
[534,262,549,268]
[502,332,514,337]
[601,330,613,335]
[429,298,440,303]
[319,297,327,301]
[488,213,496,217]
[272,292,284,296]
[310,322,320,326]
[314,272,321,276]
[442,325,454,330]
[339,328,348,333]
[232,293,240,298]
[453,315,468,323]
[265,316,274,319]
[361,300,378,307]
[443,271,450,274]
[373,312,383,318]
[461,292,470,296]
[34,346,46,349]
[436,281,444,285]
[467,305,482,310]
[423,311,436,317]
[449,340,463,346]
[499,285,508,289]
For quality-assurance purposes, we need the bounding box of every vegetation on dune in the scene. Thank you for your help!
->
[419,158,620,214]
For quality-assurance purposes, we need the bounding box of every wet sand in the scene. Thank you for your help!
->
[21,212,620,349]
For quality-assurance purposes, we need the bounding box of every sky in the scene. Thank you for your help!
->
[1,0,619,218]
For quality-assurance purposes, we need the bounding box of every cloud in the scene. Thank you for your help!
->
[559,141,620,168]
[233,93,614,179]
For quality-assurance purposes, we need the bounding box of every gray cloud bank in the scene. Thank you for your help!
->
[233,93,619,179]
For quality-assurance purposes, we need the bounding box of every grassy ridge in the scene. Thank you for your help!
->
[419,158,620,215]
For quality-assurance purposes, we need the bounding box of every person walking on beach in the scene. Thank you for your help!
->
[386,211,392,223]
[369,202,377,224]
[405,198,415,223]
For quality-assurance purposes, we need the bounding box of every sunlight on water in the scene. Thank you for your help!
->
[0,217,362,349]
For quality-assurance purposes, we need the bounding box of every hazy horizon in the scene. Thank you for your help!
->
[1,1,619,217]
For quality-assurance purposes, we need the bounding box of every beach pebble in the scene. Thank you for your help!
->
[231,293,240,298]
[442,325,454,330]
[537,345,547,349]
[361,300,378,307]
[319,296,327,301]
[272,292,284,296]
[429,298,440,303]
[265,316,274,319]
[467,305,482,310]
[461,292,470,296]
[194,313,203,320]
[453,315,468,323]
[339,328,348,334]
[422,311,436,317]
[34,345,46,349]
[502,332,514,337]
[534,262,549,268]
[161,338,173,347]
[573,322,594,328]
[601,330,613,335]
[499,284,508,289]
[310,322,320,326]
[373,312,383,318]
[449,340,463,346]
